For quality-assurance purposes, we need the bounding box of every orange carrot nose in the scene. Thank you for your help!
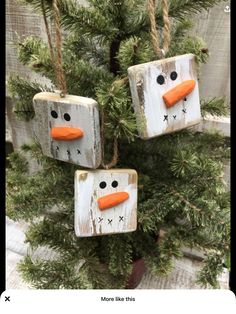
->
[97,192,129,210]
[51,127,84,141]
[163,80,196,108]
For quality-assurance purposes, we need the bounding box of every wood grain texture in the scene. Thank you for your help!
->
[74,169,137,237]
[6,1,230,103]
[6,0,53,92]
[6,0,230,289]
[6,97,42,174]
[128,54,201,139]
[190,2,230,104]
[33,92,101,168]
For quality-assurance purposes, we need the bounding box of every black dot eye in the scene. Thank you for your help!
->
[99,181,107,189]
[51,110,58,119]
[170,71,178,80]
[111,180,118,188]
[156,74,165,85]
[64,113,71,121]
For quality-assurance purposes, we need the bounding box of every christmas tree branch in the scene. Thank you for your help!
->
[169,188,202,212]
[7,75,51,121]
[201,97,229,117]
[168,0,227,20]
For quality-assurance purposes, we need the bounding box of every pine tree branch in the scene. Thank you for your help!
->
[8,0,230,290]
[7,75,51,121]
[168,0,227,20]
[196,250,224,288]
[118,36,154,72]
[169,188,202,212]
[17,36,55,81]
[59,0,118,39]
[201,97,229,117]
[63,34,109,66]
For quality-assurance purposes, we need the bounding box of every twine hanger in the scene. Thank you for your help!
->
[42,0,117,169]
[41,0,67,97]
[100,107,119,170]
[148,0,171,58]
[101,1,171,169]
[100,1,172,169]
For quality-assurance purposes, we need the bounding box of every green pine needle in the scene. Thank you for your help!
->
[201,97,229,117]
[7,0,230,289]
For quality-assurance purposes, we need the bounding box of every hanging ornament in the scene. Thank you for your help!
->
[128,0,201,139]
[74,102,138,237]
[33,92,101,168]
[33,0,101,168]
[74,169,137,237]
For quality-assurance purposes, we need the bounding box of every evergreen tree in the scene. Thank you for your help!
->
[7,0,230,289]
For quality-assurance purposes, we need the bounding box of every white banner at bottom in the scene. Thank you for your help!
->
[1,289,236,314]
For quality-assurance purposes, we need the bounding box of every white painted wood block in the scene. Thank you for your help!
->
[128,54,201,139]
[33,92,101,168]
[74,169,137,237]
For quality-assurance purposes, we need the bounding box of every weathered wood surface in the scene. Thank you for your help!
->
[190,2,230,104]
[75,169,137,236]
[33,92,101,168]
[6,0,230,290]
[6,1,230,103]
[6,0,52,91]
[6,98,35,150]
[6,97,41,174]
[128,54,201,139]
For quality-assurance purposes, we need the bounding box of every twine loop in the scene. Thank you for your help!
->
[41,0,67,97]
[147,0,171,58]
[100,106,119,170]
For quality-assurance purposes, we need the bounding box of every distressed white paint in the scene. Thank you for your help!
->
[74,169,137,237]
[33,92,101,168]
[128,54,201,139]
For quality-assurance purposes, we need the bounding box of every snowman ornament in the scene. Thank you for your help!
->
[128,53,201,139]
[74,169,137,237]
[33,92,101,168]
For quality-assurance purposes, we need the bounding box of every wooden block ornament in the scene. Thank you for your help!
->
[74,169,137,237]
[128,54,201,139]
[33,92,101,168]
